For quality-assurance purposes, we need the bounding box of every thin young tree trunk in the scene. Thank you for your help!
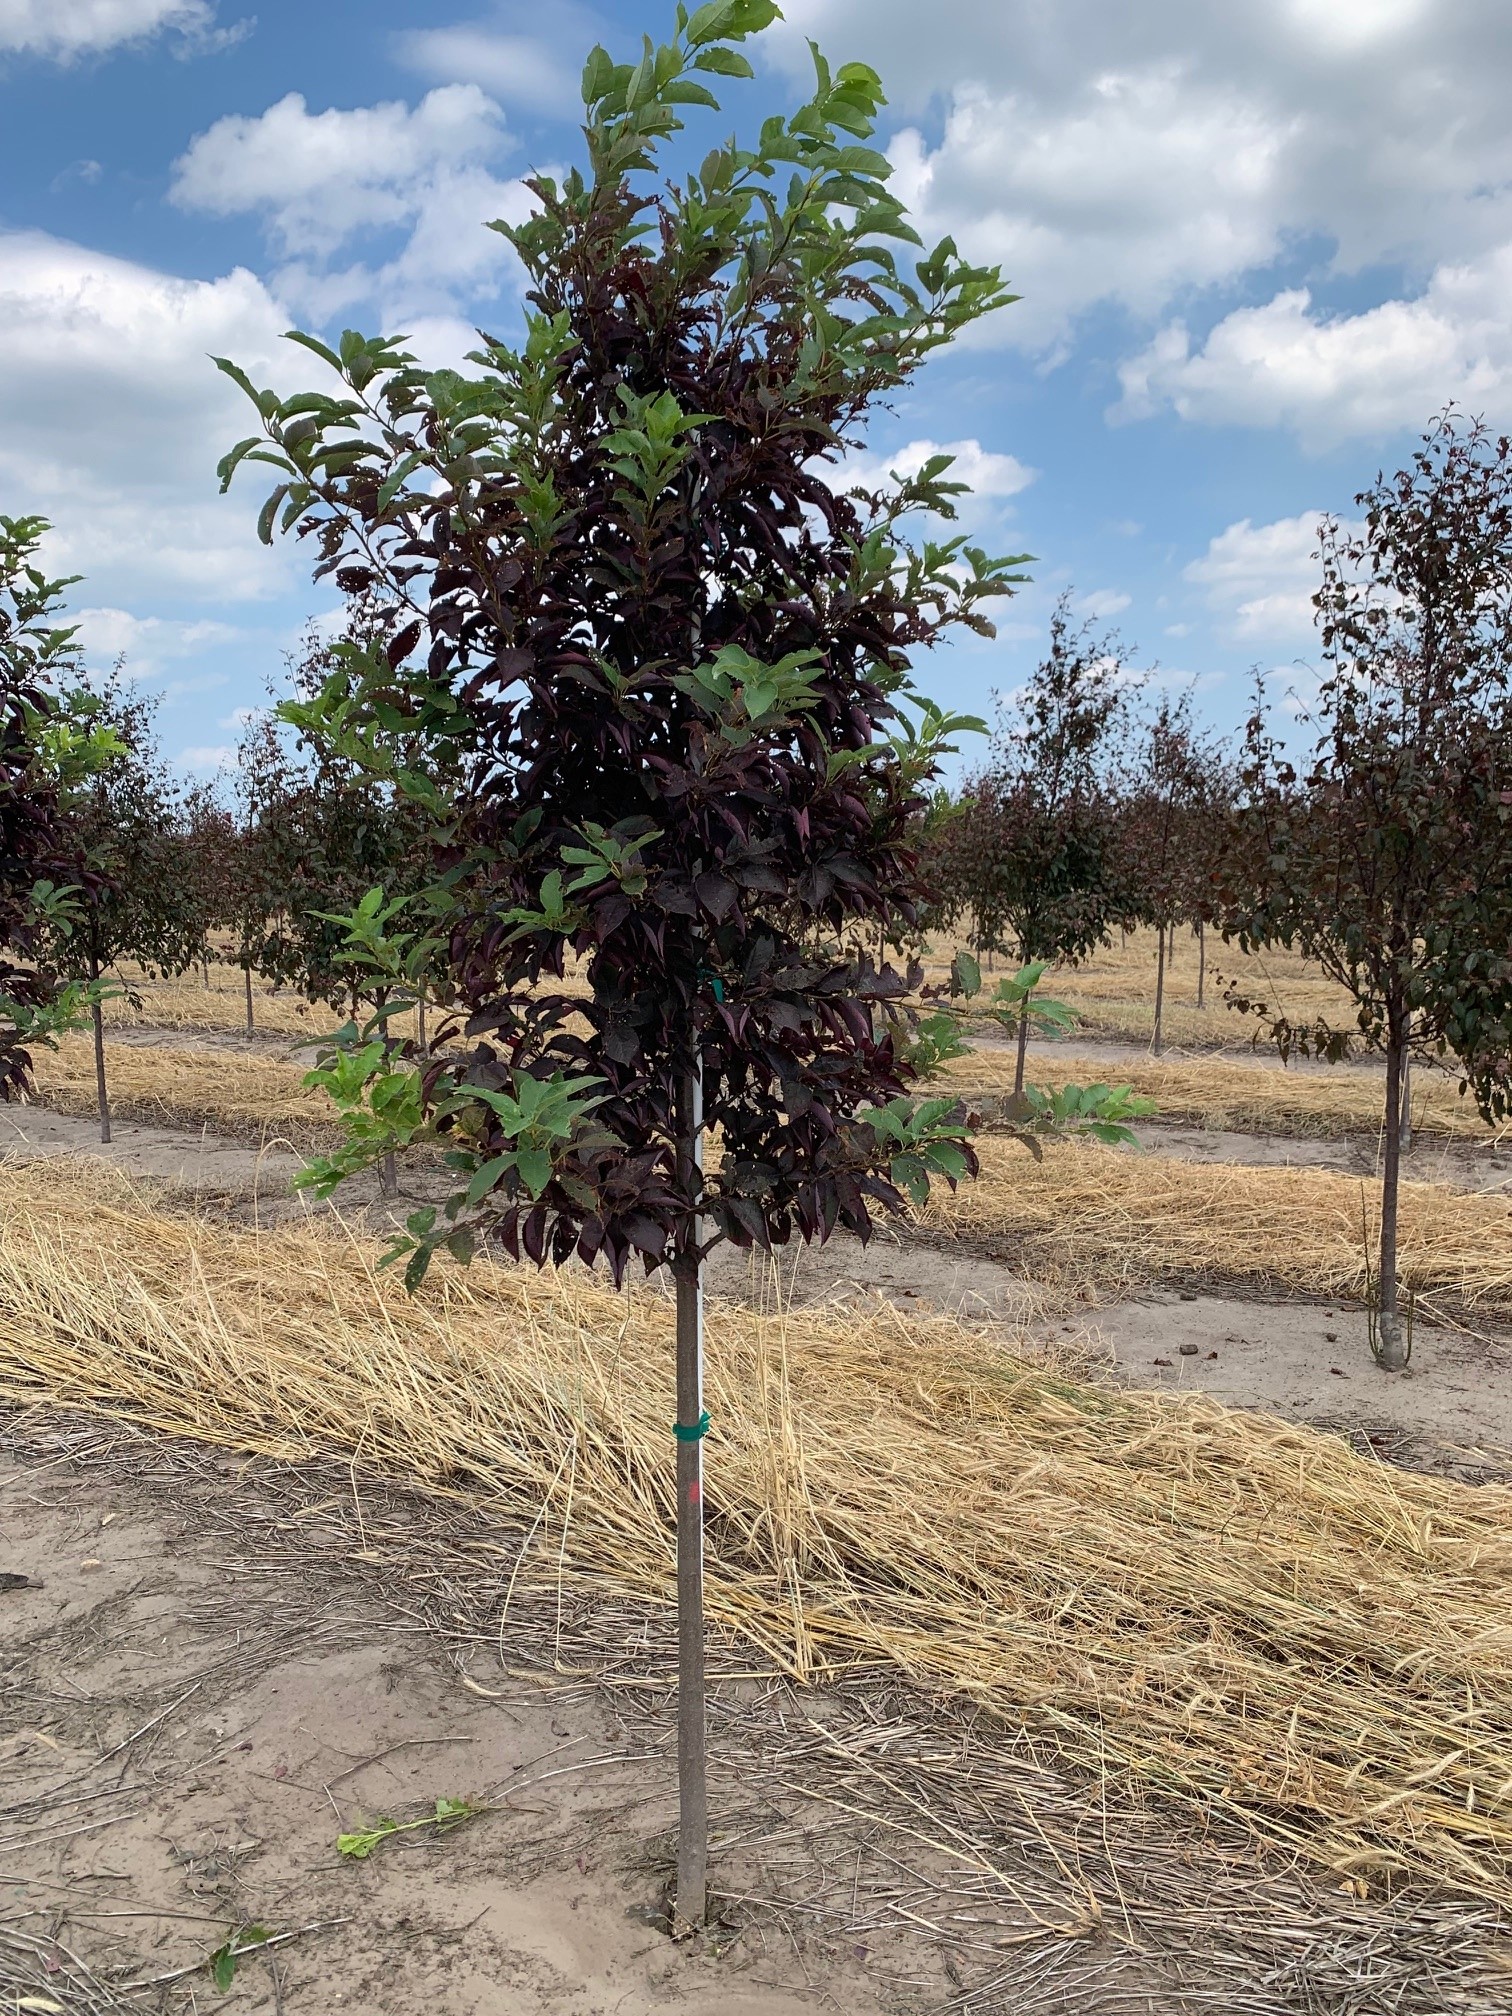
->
[244,965,255,1037]
[88,939,111,1145]
[672,1057,708,1928]
[203,957,211,992]
[417,994,428,1058]
[1196,921,1206,1011]
[1377,1030,1408,1371]
[1013,995,1030,1097]
[380,1150,398,1198]
[1152,923,1167,1057]
[1400,1028,1413,1154]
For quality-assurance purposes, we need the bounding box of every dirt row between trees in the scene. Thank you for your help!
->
[13,1411,1510,2016]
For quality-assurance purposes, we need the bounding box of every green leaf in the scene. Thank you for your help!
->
[281,329,347,373]
[685,0,735,44]
[255,484,290,547]
[691,45,752,75]
[581,44,616,103]
[466,1153,515,1206]
[663,78,721,107]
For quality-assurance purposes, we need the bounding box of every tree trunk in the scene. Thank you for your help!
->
[417,995,428,1059]
[1152,923,1167,1057]
[1377,1032,1408,1371]
[1196,922,1206,1011]
[203,957,211,992]
[1400,1037,1413,1154]
[244,965,255,1037]
[380,1150,398,1198]
[89,940,111,1145]
[672,1058,708,1928]
[1013,995,1030,1097]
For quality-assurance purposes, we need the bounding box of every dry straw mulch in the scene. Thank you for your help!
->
[942,1047,1501,1142]
[30,1035,338,1152]
[102,967,337,1040]
[4,1160,1512,1914]
[924,1138,1512,1319]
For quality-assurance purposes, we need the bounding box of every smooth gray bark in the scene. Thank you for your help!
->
[1377,1031,1409,1370]
[673,1059,708,1927]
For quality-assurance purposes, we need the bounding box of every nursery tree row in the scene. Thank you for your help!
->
[0,556,447,1142]
[923,411,1512,1370]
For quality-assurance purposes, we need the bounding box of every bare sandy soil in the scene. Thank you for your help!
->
[8,1414,1511,2016]
[0,1427,896,2016]
[0,1106,309,1201]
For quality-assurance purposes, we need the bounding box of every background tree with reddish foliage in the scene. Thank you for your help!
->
[216,3,1022,1919]
[935,593,1137,1090]
[41,670,204,1142]
[244,616,439,1043]
[1226,413,1512,1372]
[1120,689,1230,1054]
[0,517,120,1105]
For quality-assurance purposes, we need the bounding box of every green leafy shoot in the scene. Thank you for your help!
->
[310,884,445,1003]
[887,1006,973,1077]
[985,961,1079,1040]
[296,1038,430,1196]
[1014,1081,1157,1149]
[862,1095,972,1206]
[380,1071,610,1286]
[673,643,827,745]
[561,819,662,897]
[337,1796,479,1861]
[208,1924,273,1993]
[0,974,117,1056]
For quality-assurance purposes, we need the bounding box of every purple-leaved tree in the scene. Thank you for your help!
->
[216,1,1024,1923]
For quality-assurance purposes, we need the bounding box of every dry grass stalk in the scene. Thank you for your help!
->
[3,1159,1512,1910]
[941,1048,1499,1143]
[29,1036,337,1150]
[924,1138,1512,1316]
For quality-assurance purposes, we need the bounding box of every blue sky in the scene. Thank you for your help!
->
[2,0,1509,779]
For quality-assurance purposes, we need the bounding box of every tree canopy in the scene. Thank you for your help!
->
[0,516,117,1100]
[1226,412,1512,1366]
[217,0,1026,1287]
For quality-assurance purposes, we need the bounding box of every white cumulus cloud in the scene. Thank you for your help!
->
[764,0,1512,386]
[395,22,583,116]
[1184,512,1333,641]
[0,0,235,58]
[842,436,1036,502]
[73,606,241,676]
[885,69,1293,351]
[171,86,536,322]
[1112,252,1512,444]
[0,231,295,606]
